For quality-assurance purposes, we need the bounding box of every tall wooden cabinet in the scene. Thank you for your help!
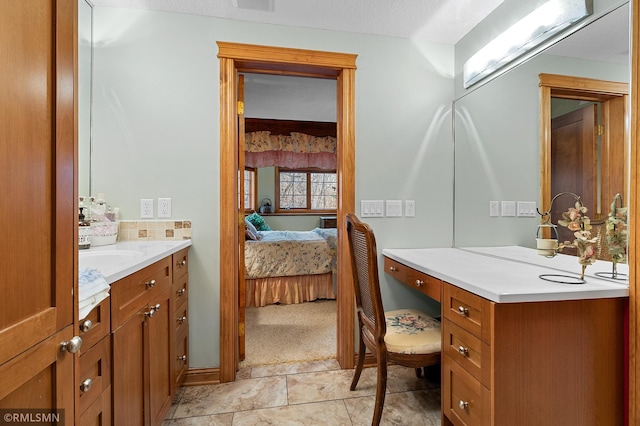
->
[0,0,77,417]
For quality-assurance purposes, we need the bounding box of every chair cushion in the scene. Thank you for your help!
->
[384,309,441,355]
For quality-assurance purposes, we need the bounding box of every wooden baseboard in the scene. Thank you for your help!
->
[183,353,373,387]
[182,367,220,386]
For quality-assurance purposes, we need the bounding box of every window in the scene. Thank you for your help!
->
[277,168,337,212]
[244,168,256,211]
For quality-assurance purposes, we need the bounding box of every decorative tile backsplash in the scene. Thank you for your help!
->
[118,220,192,241]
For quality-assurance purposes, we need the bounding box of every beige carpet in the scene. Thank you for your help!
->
[240,299,337,368]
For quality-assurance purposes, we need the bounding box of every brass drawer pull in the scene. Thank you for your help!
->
[458,306,469,316]
[80,319,93,333]
[177,287,186,296]
[60,336,83,353]
[177,258,187,268]
[177,315,187,325]
[144,304,161,318]
[177,355,187,362]
[389,266,398,272]
[146,279,156,288]
[458,346,469,357]
[80,378,93,393]
[415,279,424,287]
[459,400,469,410]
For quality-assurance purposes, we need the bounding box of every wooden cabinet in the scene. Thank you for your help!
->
[0,0,76,417]
[172,248,190,388]
[384,256,442,302]
[77,298,112,425]
[441,282,625,426]
[111,257,175,426]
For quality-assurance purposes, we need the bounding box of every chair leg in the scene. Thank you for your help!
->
[350,333,366,391]
[372,351,387,426]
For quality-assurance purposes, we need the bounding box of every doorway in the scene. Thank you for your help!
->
[539,73,628,250]
[217,42,357,383]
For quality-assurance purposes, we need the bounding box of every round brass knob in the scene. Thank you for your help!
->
[415,279,424,287]
[389,266,398,272]
[177,355,187,362]
[458,306,469,316]
[458,346,469,357]
[80,378,93,393]
[60,336,83,353]
[459,400,469,410]
[177,316,187,324]
[178,288,186,296]
[80,319,93,333]
[146,279,156,288]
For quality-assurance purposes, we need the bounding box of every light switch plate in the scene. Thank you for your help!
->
[386,200,402,217]
[361,200,384,217]
[501,201,516,217]
[517,201,537,217]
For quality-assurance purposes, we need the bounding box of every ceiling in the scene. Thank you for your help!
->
[89,0,507,45]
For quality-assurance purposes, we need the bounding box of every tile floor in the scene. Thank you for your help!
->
[163,359,441,425]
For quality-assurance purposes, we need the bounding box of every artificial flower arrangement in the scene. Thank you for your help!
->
[557,201,598,280]
[605,193,628,274]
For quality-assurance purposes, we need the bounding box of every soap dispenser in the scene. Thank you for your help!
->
[79,207,91,250]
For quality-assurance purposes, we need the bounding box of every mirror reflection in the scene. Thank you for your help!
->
[78,0,93,197]
[453,2,629,253]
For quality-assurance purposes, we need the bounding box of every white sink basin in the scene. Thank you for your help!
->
[79,249,145,275]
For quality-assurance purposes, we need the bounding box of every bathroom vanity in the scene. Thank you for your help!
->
[77,240,191,425]
[383,246,628,426]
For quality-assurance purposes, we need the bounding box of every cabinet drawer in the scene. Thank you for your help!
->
[174,326,189,387]
[383,256,408,284]
[443,355,490,426]
[406,269,442,302]
[173,272,188,306]
[175,300,188,336]
[443,319,490,388]
[78,297,110,353]
[78,336,111,416]
[78,386,111,426]
[443,283,492,343]
[110,257,172,330]
[173,248,189,282]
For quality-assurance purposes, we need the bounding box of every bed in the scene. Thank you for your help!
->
[244,228,338,307]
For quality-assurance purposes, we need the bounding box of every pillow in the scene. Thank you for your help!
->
[245,218,260,240]
[246,212,271,231]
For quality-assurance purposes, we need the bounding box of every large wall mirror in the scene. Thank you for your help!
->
[453,1,630,251]
[78,0,93,198]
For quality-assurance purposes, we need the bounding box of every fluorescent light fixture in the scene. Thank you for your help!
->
[463,0,592,88]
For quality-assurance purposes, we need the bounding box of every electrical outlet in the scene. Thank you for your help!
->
[158,198,172,218]
[489,201,500,217]
[405,200,415,217]
[140,199,153,218]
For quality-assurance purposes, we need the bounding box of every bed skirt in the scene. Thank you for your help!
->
[245,273,336,307]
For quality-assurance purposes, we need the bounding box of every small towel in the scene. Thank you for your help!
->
[79,268,110,319]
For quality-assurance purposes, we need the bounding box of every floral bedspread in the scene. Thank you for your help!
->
[245,228,337,279]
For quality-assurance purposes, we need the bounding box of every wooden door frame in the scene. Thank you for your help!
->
[630,1,640,423]
[217,42,357,383]
[539,73,629,220]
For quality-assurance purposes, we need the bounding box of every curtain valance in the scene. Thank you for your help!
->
[245,131,337,169]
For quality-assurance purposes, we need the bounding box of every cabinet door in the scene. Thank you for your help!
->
[0,326,74,418]
[112,311,146,426]
[0,0,76,412]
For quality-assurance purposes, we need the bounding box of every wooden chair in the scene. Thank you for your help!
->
[346,213,441,426]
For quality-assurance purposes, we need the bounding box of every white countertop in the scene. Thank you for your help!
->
[79,239,192,284]
[382,246,629,303]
